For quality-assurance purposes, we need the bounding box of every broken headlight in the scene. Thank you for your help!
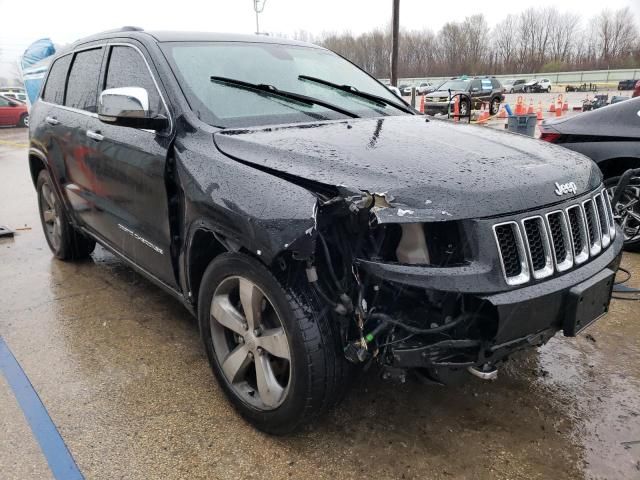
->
[366,221,467,266]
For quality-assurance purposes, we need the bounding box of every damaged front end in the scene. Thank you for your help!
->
[284,186,534,385]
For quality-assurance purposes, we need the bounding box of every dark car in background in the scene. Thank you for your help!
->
[29,27,622,434]
[423,76,504,116]
[0,94,29,127]
[540,97,640,250]
[618,79,638,90]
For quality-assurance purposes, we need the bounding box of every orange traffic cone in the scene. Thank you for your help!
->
[536,101,544,121]
[515,96,524,115]
[477,103,489,123]
[419,94,425,114]
[527,99,534,114]
[555,96,563,117]
[497,104,508,119]
[562,99,568,111]
[549,101,556,113]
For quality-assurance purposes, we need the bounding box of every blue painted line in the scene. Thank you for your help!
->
[0,337,84,480]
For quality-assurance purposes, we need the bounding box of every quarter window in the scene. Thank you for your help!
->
[104,46,164,116]
[43,55,72,105]
[65,48,103,113]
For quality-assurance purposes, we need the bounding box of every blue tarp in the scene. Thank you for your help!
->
[20,38,56,106]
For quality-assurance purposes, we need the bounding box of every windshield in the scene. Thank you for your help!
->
[437,79,470,91]
[161,41,407,128]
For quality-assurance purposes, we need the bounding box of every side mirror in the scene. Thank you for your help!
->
[98,87,168,130]
[471,87,479,92]
[8,101,18,107]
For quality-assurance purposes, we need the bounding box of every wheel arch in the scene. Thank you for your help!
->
[598,157,640,180]
[28,149,48,187]
[185,226,229,309]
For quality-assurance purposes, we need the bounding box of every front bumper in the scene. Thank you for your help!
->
[358,230,623,372]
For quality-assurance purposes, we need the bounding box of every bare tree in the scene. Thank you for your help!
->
[317,7,639,77]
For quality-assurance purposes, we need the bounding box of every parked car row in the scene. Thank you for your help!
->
[502,78,552,93]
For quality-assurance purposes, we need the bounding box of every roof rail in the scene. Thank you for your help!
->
[97,26,144,35]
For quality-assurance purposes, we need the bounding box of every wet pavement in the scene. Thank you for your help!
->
[1,127,639,479]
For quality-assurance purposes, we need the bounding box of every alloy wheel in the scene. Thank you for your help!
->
[210,276,291,410]
[39,182,61,251]
[606,182,640,244]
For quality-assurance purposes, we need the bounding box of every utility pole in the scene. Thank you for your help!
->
[390,0,400,86]
[254,0,268,35]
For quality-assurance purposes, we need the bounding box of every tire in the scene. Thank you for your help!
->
[510,88,514,93]
[490,98,500,115]
[459,100,469,117]
[604,175,640,252]
[18,113,28,128]
[36,169,96,260]
[198,252,351,434]
[546,87,551,93]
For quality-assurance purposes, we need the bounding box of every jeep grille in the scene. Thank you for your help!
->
[493,188,616,285]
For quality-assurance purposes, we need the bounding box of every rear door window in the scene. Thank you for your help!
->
[65,48,103,113]
[104,45,164,116]
[42,55,72,104]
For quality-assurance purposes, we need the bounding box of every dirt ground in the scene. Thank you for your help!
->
[1,127,639,480]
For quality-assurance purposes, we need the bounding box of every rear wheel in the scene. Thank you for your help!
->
[198,253,351,434]
[605,175,640,251]
[36,170,95,260]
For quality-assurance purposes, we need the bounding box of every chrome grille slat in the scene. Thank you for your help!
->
[493,222,530,286]
[521,216,553,279]
[494,189,615,285]
[602,188,617,240]
[583,198,602,256]
[546,211,573,272]
[594,193,611,248]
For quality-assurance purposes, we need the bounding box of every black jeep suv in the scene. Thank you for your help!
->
[423,76,504,116]
[29,28,622,434]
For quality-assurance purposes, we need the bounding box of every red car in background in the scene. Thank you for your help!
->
[0,95,29,127]
[633,80,640,98]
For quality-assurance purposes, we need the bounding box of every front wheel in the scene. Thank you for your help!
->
[198,253,351,434]
[546,87,551,93]
[18,113,29,128]
[605,175,640,251]
[458,100,469,117]
[490,98,500,115]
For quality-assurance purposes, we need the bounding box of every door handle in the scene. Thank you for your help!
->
[86,130,104,142]
[45,116,59,125]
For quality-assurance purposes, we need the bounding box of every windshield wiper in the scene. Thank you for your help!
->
[210,76,359,119]
[297,75,414,114]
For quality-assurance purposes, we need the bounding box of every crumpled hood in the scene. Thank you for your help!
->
[213,116,602,221]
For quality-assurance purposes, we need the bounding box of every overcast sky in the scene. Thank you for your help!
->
[1,0,639,61]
